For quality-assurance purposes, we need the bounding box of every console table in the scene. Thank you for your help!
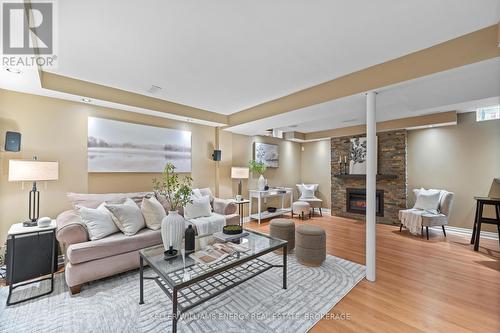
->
[248,188,293,225]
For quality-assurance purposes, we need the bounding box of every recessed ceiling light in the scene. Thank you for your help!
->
[81,97,91,103]
[6,67,22,74]
[428,125,434,128]
[147,85,162,94]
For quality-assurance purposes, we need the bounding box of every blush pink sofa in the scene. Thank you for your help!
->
[56,190,238,294]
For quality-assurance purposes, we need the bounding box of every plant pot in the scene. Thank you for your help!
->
[161,211,185,252]
[258,175,266,191]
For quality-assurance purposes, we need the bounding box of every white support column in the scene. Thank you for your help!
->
[366,91,377,282]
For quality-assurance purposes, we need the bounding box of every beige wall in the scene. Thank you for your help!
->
[408,112,500,231]
[230,134,302,216]
[0,89,231,242]
[0,89,302,243]
[300,140,331,209]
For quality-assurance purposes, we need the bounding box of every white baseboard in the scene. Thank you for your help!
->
[430,225,498,241]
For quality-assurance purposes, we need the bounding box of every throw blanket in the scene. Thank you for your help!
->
[399,209,439,235]
[188,213,226,236]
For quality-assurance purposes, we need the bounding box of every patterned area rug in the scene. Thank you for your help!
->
[0,253,365,332]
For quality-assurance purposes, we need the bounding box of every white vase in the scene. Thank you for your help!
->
[161,211,185,251]
[258,175,266,190]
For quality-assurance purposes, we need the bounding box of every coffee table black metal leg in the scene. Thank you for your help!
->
[172,287,178,333]
[283,244,287,289]
[139,256,144,305]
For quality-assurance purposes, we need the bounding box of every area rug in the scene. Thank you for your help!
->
[0,253,365,332]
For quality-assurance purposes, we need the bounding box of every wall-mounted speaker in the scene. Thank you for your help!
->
[5,131,21,152]
[212,149,221,161]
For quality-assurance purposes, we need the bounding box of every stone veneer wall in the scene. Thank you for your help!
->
[331,130,407,225]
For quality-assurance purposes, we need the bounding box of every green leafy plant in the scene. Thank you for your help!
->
[248,160,267,176]
[153,162,193,211]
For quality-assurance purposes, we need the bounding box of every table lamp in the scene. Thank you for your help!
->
[8,157,59,227]
[231,167,249,197]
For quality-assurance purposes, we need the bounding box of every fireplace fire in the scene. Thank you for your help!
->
[346,188,384,217]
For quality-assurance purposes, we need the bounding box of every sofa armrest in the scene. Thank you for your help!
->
[213,198,237,215]
[56,210,89,252]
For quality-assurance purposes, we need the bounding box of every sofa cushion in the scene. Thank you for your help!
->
[141,196,165,230]
[105,198,145,236]
[77,203,119,240]
[66,228,161,264]
[67,192,153,209]
[184,195,212,219]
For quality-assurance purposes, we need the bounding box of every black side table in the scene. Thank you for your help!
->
[232,199,250,226]
[470,197,500,251]
[5,221,58,305]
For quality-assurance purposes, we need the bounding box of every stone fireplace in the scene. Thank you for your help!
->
[331,130,407,225]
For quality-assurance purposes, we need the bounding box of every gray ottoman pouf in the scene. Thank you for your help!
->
[295,224,326,266]
[292,201,311,220]
[270,218,295,253]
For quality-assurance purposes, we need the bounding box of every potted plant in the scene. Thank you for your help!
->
[249,160,267,191]
[153,162,193,255]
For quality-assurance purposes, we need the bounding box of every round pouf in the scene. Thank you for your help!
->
[292,201,311,220]
[270,218,295,253]
[295,225,326,266]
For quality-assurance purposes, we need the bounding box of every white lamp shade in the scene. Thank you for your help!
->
[8,160,59,182]
[231,167,249,179]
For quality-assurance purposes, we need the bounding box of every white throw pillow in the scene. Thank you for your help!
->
[141,196,165,230]
[78,202,119,240]
[297,183,317,200]
[105,198,145,236]
[184,195,212,220]
[413,188,441,212]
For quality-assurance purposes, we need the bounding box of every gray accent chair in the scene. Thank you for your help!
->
[399,190,454,240]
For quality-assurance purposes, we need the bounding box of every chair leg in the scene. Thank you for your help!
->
[421,225,423,238]
[442,225,446,237]
[426,226,429,240]
[399,223,403,232]
[319,207,323,216]
[301,212,304,220]
[309,210,312,219]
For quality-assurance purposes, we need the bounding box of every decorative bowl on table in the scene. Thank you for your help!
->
[223,225,243,235]
[267,207,277,213]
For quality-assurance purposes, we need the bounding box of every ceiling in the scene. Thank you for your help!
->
[1,1,499,136]
[229,57,500,135]
[46,0,500,114]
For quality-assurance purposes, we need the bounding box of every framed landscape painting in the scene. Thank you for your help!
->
[254,142,279,168]
[87,117,191,173]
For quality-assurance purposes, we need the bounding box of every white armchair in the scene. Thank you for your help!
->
[296,184,323,216]
[399,189,454,240]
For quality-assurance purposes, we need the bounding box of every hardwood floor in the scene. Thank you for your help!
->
[245,214,500,333]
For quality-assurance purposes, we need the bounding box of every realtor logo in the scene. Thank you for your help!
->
[2,1,56,67]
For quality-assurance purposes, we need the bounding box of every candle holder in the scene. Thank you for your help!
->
[164,246,178,260]
[344,158,350,175]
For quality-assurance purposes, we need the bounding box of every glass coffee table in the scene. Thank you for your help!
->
[139,229,287,333]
